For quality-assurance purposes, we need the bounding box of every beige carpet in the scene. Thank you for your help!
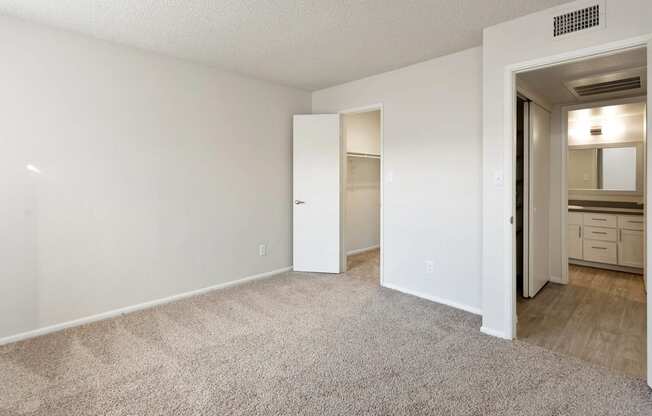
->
[1,250,651,415]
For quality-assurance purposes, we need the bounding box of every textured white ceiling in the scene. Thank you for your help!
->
[0,0,572,90]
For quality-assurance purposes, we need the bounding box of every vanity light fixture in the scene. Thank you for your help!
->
[26,164,41,174]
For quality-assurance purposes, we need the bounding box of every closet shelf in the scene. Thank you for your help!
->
[347,152,380,159]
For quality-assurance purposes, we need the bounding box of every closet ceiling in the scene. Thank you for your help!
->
[0,0,571,90]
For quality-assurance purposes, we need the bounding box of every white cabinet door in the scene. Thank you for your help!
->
[567,224,582,260]
[618,229,644,268]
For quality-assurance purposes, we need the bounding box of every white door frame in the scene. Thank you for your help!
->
[504,35,652,341]
[338,104,384,285]
[522,99,531,298]
[560,95,648,284]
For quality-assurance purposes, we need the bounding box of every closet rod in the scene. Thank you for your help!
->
[347,152,380,159]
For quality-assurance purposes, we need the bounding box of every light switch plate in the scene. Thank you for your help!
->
[494,170,504,187]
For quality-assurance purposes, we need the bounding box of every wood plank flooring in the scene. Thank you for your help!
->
[517,264,646,378]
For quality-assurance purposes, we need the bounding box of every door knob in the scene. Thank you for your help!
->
[294,200,305,205]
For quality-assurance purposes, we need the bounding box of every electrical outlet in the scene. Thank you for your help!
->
[259,244,267,256]
[425,260,434,274]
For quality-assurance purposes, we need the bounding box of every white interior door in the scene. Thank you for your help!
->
[293,114,341,273]
[646,40,651,389]
[528,102,551,297]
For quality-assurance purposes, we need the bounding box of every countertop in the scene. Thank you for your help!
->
[568,205,644,215]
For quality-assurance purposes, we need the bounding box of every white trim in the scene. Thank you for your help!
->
[382,282,482,316]
[338,104,384,115]
[646,40,651,387]
[569,259,644,274]
[0,266,292,346]
[508,36,652,74]
[338,103,384,286]
[503,35,652,342]
[346,245,380,256]
[480,326,509,339]
[561,103,570,285]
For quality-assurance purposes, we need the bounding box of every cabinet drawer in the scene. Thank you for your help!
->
[583,240,617,264]
[619,215,644,231]
[568,212,583,226]
[583,226,617,242]
[583,213,617,228]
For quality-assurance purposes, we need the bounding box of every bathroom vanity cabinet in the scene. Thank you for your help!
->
[568,211,644,271]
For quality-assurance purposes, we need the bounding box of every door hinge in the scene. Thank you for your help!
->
[510,216,514,224]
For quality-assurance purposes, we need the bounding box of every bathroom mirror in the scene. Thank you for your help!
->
[568,145,638,191]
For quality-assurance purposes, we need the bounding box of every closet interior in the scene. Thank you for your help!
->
[342,110,381,281]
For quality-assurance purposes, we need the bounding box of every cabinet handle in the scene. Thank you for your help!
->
[592,231,607,235]
[619,229,622,242]
[592,218,607,221]
[592,246,607,250]
[579,226,582,238]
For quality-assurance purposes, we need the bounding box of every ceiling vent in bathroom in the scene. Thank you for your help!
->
[564,67,647,101]
[552,1,605,38]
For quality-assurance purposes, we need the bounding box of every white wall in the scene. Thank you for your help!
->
[344,111,381,155]
[549,105,564,282]
[0,15,310,339]
[314,47,483,313]
[568,113,645,146]
[343,112,380,253]
[482,0,652,338]
[345,157,380,253]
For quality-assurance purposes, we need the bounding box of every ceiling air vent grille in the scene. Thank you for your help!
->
[573,77,642,97]
[565,68,647,101]
[553,4,600,37]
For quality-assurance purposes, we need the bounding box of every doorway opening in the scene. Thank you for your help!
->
[515,96,527,298]
[341,108,382,285]
[291,106,382,282]
[514,47,648,378]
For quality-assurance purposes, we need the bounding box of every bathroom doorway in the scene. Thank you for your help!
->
[514,46,648,378]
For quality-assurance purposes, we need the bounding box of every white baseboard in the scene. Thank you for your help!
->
[480,326,510,339]
[0,266,293,346]
[346,245,380,256]
[549,275,564,284]
[569,259,644,275]
[382,282,482,315]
